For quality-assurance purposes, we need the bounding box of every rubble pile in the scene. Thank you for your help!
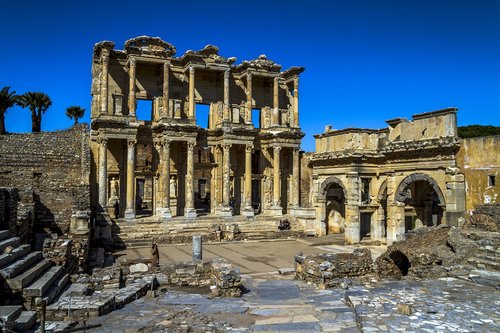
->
[464,204,500,232]
[42,237,87,274]
[294,248,372,287]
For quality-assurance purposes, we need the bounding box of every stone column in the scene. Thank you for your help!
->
[124,139,136,220]
[101,51,110,115]
[293,77,299,127]
[445,167,466,227]
[386,172,405,245]
[220,144,233,216]
[163,62,170,118]
[272,76,279,126]
[271,146,283,215]
[243,144,254,217]
[128,57,136,116]
[224,68,230,121]
[184,142,197,218]
[98,137,108,212]
[292,148,300,208]
[188,66,195,120]
[159,140,172,219]
[246,73,252,124]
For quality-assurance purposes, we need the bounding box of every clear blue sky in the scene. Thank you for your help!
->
[1,0,499,151]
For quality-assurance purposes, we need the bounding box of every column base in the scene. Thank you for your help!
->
[184,207,197,218]
[289,206,302,216]
[242,206,254,218]
[269,205,283,216]
[218,206,233,217]
[124,208,136,221]
[156,207,172,220]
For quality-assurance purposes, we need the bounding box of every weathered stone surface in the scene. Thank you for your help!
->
[129,263,148,273]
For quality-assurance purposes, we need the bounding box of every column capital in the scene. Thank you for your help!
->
[294,77,299,87]
[129,57,136,66]
[101,51,110,64]
[274,76,280,83]
[222,143,232,151]
[127,138,137,147]
[97,136,108,145]
[163,61,170,70]
[245,144,254,153]
[154,141,162,151]
[163,138,171,148]
[293,147,300,153]
[189,66,195,74]
[273,145,282,153]
[224,68,230,78]
[187,141,196,149]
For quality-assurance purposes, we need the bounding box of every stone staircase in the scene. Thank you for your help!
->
[0,305,36,332]
[0,230,69,310]
[467,231,500,271]
[112,214,305,248]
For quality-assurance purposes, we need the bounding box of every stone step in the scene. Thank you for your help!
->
[0,237,21,253]
[0,251,43,279]
[24,265,64,297]
[6,259,52,291]
[14,310,37,332]
[0,244,31,268]
[42,273,70,306]
[0,305,23,323]
[0,230,10,241]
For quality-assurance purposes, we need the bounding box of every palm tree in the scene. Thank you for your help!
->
[0,86,19,134]
[65,106,85,125]
[18,92,52,132]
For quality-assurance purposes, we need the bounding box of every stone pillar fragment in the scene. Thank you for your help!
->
[246,73,252,124]
[188,66,195,120]
[158,140,172,220]
[243,145,254,217]
[445,167,466,227]
[184,142,197,218]
[163,62,170,118]
[98,137,108,212]
[125,139,136,220]
[293,77,299,127]
[292,148,300,208]
[101,51,110,115]
[345,172,360,244]
[128,57,136,116]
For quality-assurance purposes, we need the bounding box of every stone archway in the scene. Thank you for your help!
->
[318,177,347,235]
[394,173,445,231]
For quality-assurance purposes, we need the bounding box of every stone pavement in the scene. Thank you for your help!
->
[113,238,387,274]
[86,274,500,332]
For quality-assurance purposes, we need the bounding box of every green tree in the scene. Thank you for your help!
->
[65,106,85,125]
[0,86,19,134]
[18,92,52,132]
[458,125,500,138]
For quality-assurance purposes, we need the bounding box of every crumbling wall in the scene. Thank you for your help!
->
[456,135,500,212]
[0,187,34,242]
[300,152,312,208]
[0,125,90,235]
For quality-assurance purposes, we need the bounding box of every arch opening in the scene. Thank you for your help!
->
[325,182,346,234]
[389,250,411,276]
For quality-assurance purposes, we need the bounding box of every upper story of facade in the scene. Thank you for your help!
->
[90,36,304,135]
[312,108,460,166]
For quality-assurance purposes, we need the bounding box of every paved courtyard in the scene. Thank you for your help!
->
[113,237,387,274]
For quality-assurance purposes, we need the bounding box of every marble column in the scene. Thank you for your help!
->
[188,66,195,120]
[272,76,279,126]
[101,51,109,115]
[243,144,254,217]
[293,77,299,127]
[128,57,136,116]
[160,140,172,219]
[292,148,300,208]
[271,146,283,215]
[124,139,136,220]
[220,144,233,216]
[98,137,108,212]
[224,68,230,121]
[163,62,170,118]
[344,171,360,244]
[184,142,197,218]
[246,73,253,124]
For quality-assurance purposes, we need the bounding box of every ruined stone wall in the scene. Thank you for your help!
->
[300,152,312,208]
[0,125,90,235]
[456,135,500,212]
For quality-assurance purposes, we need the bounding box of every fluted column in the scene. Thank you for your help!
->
[272,76,279,126]
[292,148,300,208]
[100,51,110,115]
[273,146,282,208]
[222,144,231,208]
[246,73,253,124]
[128,57,136,116]
[243,145,254,216]
[188,66,195,120]
[293,77,299,127]
[224,68,230,121]
[184,142,197,218]
[124,139,136,220]
[163,62,170,118]
[163,140,171,208]
[98,137,108,212]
